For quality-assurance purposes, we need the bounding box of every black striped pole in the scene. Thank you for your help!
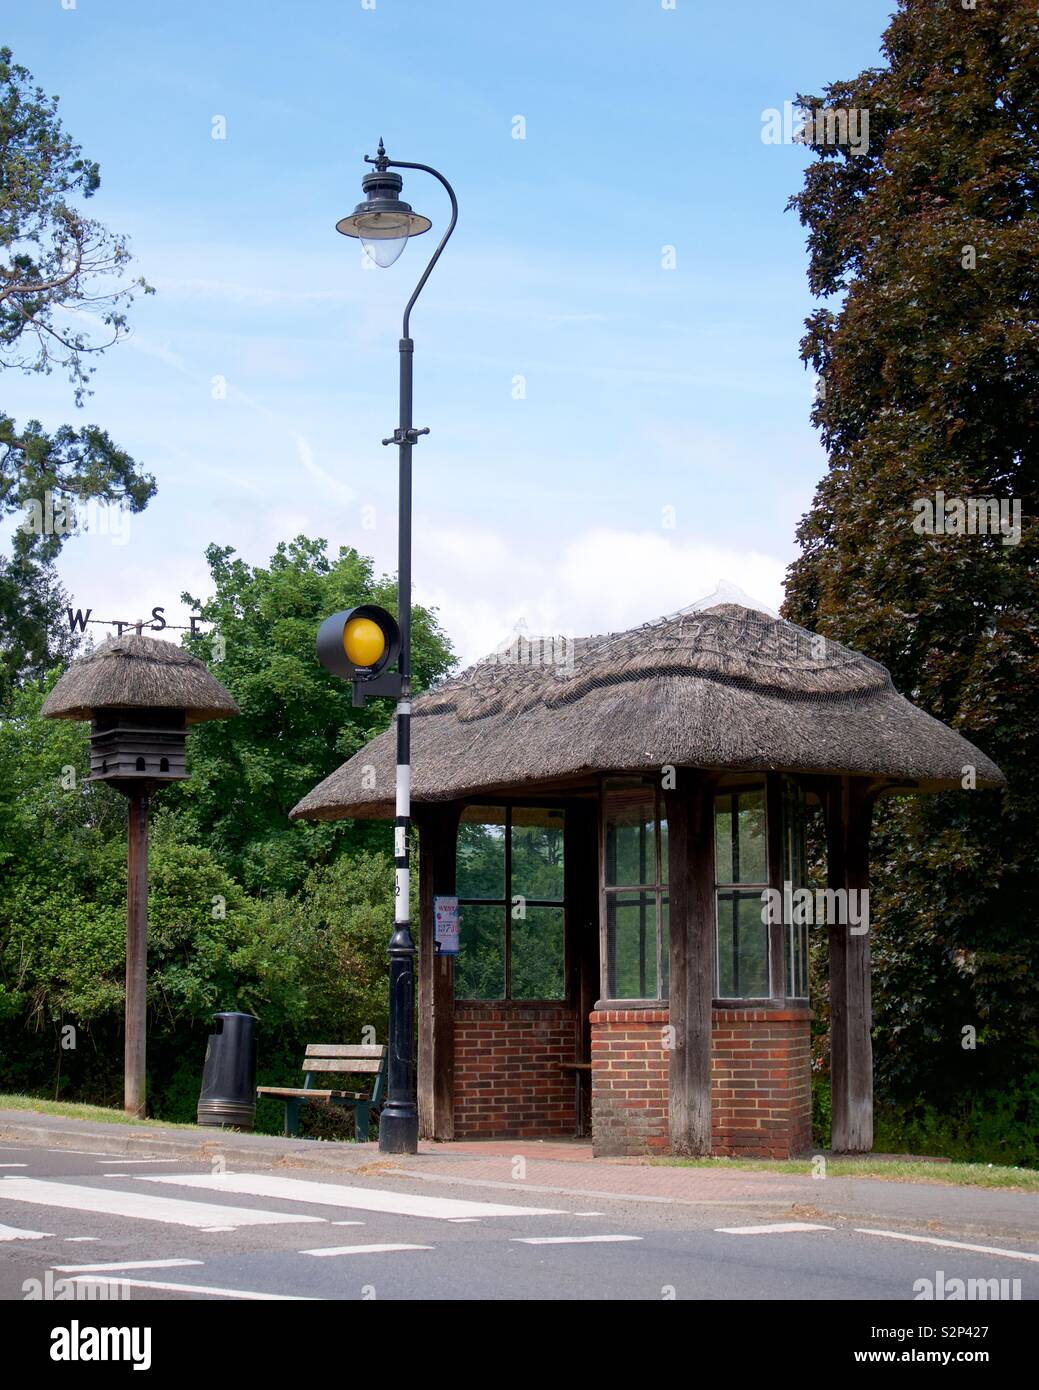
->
[374,155,457,1157]
[379,333,418,1154]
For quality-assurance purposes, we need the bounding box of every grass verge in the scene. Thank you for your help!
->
[0,1093,202,1129]
[650,1155,1039,1190]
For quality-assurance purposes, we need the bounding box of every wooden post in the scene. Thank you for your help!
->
[125,789,149,1118]
[417,803,460,1140]
[664,770,716,1156]
[826,777,874,1153]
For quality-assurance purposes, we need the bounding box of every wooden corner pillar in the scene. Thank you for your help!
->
[663,771,716,1156]
[826,777,875,1153]
[417,803,461,1140]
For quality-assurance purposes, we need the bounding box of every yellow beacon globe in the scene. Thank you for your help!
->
[343,616,386,669]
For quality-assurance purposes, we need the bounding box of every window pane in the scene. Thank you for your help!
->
[511,906,565,1000]
[457,806,506,899]
[660,894,669,998]
[716,890,770,998]
[607,890,658,998]
[714,788,767,885]
[605,781,657,887]
[789,917,808,999]
[511,807,565,901]
[455,904,505,1000]
[659,814,669,886]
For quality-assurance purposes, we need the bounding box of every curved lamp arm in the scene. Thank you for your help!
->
[385,159,458,338]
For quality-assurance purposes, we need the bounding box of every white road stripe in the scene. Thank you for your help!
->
[52,1258,204,1273]
[0,1178,326,1230]
[715,1223,835,1235]
[301,1243,434,1258]
[512,1235,643,1245]
[63,1237,99,1243]
[68,1275,313,1301]
[855,1228,1039,1263]
[0,1163,28,1168]
[0,1222,51,1241]
[136,1172,565,1220]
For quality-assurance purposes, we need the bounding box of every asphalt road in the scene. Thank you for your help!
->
[1,1140,1036,1302]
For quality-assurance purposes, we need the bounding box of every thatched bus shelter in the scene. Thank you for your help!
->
[292,602,1003,1158]
[43,634,238,1116]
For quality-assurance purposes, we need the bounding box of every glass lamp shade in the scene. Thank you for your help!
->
[355,210,414,267]
[336,167,432,268]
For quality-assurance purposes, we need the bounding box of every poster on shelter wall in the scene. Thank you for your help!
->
[434,895,460,954]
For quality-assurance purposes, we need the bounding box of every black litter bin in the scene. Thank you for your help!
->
[197,1011,258,1130]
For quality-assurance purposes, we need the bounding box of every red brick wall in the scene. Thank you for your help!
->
[453,1004,577,1138]
[589,1009,671,1156]
[712,1008,812,1159]
[589,1006,812,1158]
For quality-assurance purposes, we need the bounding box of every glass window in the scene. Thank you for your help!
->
[454,806,565,1001]
[456,805,506,900]
[602,779,668,1001]
[714,787,770,999]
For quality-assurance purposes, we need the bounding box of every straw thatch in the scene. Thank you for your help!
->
[290,603,1005,821]
[41,634,239,724]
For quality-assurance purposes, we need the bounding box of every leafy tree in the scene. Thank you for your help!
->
[0,47,155,699]
[176,536,455,894]
[784,0,1038,1102]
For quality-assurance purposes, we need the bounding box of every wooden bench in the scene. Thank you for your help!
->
[257,1044,387,1139]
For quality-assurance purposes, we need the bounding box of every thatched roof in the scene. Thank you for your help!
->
[290,603,1005,821]
[41,635,239,724]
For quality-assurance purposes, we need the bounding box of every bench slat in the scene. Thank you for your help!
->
[256,1087,369,1100]
[302,1058,382,1074]
[305,1044,385,1059]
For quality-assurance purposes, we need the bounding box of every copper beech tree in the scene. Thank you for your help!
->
[784,0,1038,1120]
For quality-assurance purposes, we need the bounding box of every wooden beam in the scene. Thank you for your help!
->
[124,789,149,1118]
[826,777,874,1153]
[663,771,716,1156]
[417,803,460,1140]
[766,773,786,1002]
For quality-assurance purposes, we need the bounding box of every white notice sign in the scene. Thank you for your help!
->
[434,896,459,955]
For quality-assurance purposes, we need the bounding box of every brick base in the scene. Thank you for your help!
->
[454,1004,577,1138]
[589,1006,812,1158]
[590,1009,671,1155]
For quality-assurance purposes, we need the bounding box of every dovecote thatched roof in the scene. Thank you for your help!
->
[41,634,239,724]
[290,603,1005,821]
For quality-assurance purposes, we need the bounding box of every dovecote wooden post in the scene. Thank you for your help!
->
[41,635,238,1117]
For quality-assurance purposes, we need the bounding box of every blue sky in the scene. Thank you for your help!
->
[4,0,895,665]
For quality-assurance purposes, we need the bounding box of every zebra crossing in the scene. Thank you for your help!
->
[0,1154,644,1299]
[0,1170,567,1230]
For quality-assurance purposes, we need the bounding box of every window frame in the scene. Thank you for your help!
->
[454,800,567,1004]
[598,775,669,1006]
[713,778,773,1003]
[782,777,810,1001]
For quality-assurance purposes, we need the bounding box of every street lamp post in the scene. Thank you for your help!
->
[336,140,457,1155]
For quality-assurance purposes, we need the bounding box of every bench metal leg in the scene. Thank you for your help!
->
[355,1102,370,1143]
[284,1097,301,1137]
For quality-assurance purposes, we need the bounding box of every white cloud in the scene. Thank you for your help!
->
[416,523,787,668]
